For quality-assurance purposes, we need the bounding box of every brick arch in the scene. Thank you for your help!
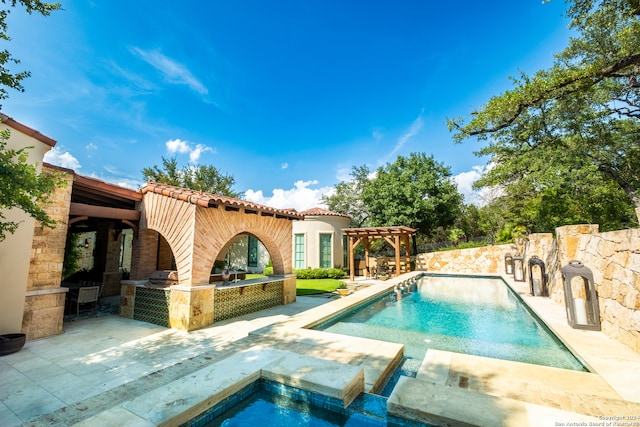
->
[136,191,295,286]
[136,192,196,285]
[191,208,292,285]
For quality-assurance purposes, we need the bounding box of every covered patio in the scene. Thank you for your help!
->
[344,226,417,281]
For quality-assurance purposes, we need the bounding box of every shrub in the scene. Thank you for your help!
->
[294,268,346,280]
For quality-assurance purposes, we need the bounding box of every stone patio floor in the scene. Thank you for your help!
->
[1,273,640,426]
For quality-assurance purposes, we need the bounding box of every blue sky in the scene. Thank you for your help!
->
[4,1,572,210]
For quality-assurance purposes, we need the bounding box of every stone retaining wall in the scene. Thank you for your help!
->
[545,225,640,353]
[416,244,516,275]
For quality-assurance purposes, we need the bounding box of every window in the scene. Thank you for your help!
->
[319,234,332,269]
[294,234,305,269]
[247,235,258,268]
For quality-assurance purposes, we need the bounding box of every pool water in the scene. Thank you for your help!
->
[201,390,387,427]
[316,275,586,371]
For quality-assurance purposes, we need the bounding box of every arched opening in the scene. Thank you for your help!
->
[213,233,270,274]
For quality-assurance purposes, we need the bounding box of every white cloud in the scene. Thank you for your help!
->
[43,146,81,170]
[189,143,212,163]
[113,177,144,190]
[281,163,289,169]
[244,180,334,211]
[166,139,213,163]
[166,138,190,154]
[130,47,208,95]
[86,142,97,150]
[453,165,498,206]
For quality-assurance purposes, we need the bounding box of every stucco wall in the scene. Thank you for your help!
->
[0,123,53,334]
[291,215,351,269]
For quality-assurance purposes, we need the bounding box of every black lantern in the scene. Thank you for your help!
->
[528,255,547,296]
[504,253,514,275]
[512,255,525,282]
[561,260,601,331]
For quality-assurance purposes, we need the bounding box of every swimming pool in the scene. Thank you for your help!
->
[186,380,401,427]
[315,274,586,371]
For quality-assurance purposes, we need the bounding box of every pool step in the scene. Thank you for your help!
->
[71,346,365,426]
[415,349,640,419]
[251,326,404,393]
[388,375,598,427]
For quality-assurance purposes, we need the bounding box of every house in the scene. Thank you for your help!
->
[1,114,304,338]
[292,208,351,270]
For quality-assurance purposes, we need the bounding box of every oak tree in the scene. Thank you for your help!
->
[449,0,640,229]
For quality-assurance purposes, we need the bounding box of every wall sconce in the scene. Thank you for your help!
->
[512,255,525,282]
[504,253,513,275]
[528,255,547,296]
[561,260,601,330]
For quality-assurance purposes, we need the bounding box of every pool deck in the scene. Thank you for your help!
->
[1,272,640,426]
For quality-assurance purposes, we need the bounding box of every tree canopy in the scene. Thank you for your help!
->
[142,156,242,198]
[323,153,463,248]
[449,0,640,230]
[0,130,63,240]
[320,165,371,227]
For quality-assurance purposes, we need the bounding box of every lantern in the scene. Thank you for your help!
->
[504,253,514,275]
[561,260,601,331]
[528,255,547,296]
[512,255,525,282]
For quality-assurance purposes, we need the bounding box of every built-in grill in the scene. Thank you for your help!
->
[148,270,178,287]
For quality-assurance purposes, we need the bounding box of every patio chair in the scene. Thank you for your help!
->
[375,266,387,279]
[69,285,100,316]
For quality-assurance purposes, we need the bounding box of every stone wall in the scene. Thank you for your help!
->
[23,167,73,339]
[416,244,516,275]
[547,225,640,353]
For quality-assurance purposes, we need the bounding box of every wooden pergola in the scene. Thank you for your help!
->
[344,226,417,281]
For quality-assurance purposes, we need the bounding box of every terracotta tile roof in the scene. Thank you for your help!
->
[300,207,351,218]
[141,182,304,220]
[0,113,56,147]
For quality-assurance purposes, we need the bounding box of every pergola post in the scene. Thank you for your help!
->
[394,235,401,277]
[349,236,356,281]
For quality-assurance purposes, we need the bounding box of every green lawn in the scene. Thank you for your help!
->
[243,274,345,296]
[296,278,345,295]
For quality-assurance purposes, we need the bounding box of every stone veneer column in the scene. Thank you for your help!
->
[23,168,73,340]
[119,281,140,319]
[169,285,215,331]
[282,275,297,304]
